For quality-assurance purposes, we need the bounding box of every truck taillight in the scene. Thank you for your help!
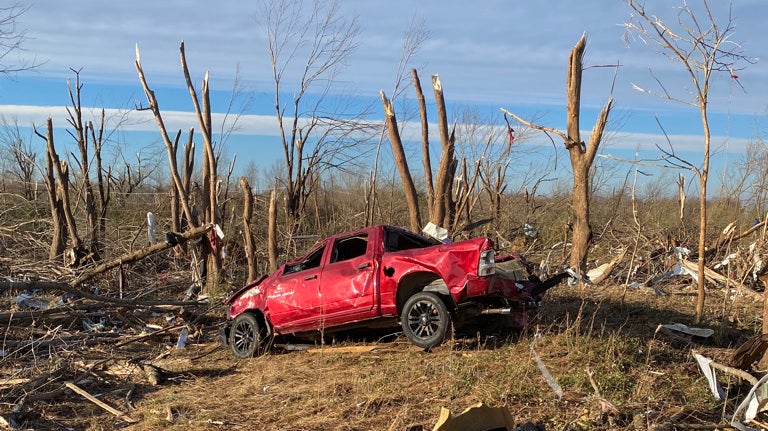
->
[478,248,495,276]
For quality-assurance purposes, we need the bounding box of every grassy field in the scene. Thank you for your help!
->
[11,279,762,431]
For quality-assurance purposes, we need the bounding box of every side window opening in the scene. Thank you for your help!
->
[331,234,368,263]
[283,245,326,275]
[384,229,434,252]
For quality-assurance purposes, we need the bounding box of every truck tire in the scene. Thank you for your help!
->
[401,291,451,349]
[230,312,266,358]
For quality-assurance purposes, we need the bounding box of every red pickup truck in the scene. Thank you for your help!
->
[223,224,564,357]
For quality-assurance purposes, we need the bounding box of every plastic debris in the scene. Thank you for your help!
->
[213,223,225,240]
[532,348,563,399]
[693,353,725,400]
[565,267,590,287]
[56,291,80,306]
[83,317,109,332]
[164,232,180,246]
[14,293,50,310]
[661,323,714,338]
[523,224,538,240]
[732,373,768,431]
[147,212,156,244]
[671,247,690,259]
[176,327,189,349]
[714,253,739,270]
[422,222,451,243]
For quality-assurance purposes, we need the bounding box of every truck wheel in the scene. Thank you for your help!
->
[230,312,265,358]
[401,291,451,349]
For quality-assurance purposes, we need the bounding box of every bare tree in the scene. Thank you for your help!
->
[733,139,768,220]
[625,0,753,323]
[259,0,369,241]
[0,4,38,76]
[268,188,278,272]
[66,70,101,259]
[39,119,66,260]
[503,34,615,274]
[135,43,224,292]
[111,148,160,198]
[454,110,516,230]
[382,70,462,235]
[0,118,36,200]
[36,118,84,264]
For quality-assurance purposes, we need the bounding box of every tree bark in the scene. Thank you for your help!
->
[135,53,196,229]
[501,34,612,274]
[564,34,611,273]
[240,176,257,282]
[67,73,99,260]
[180,48,221,293]
[268,189,279,273]
[380,90,422,232]
[41,118,66,260]
[92,109,110,255]
[413,69,434,218]
[695,98,711,324]
[42,118,83,263]
[431,74,456,231]
[565,35,589,272]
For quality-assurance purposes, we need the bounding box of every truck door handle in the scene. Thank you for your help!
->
[304,275,318,280]
[357,263,371,270]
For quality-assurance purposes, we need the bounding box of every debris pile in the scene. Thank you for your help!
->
[0,228,222,429]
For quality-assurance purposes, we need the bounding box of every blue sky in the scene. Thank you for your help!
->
[1,0,766,194]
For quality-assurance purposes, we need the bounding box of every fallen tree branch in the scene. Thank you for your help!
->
[71,224,211,285]
[0,281,206,308]
[708,359,758,386]
[2,332,121,349]
[0,225,211,305]
[113,324,186,348]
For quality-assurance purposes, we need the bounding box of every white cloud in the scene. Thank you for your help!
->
[12,0,766,117]
[0,104,280,136]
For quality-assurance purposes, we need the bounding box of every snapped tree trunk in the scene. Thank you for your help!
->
[431,74,456,231]
[41,118,66,260]
[380,90,422,232]
[413,69,434,219]
[501,34,613,274]
[240,176,257,282]
[564,35,611,273]
[39,118,84,265]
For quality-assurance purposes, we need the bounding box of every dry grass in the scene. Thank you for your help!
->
[8,280,760,431]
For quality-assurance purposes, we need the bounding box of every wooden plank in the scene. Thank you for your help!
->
[65,382,137,423]
[305,345,378,354]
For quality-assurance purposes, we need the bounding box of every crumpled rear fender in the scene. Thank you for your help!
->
[380,238,492,313]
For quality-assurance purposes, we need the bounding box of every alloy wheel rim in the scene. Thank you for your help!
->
[407,300,440,338]
[233,321,255,353]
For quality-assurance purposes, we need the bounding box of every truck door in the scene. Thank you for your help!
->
[267,243,327,331]
[319,232,377,321]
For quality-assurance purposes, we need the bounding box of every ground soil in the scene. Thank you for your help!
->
[3,276,765,431]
